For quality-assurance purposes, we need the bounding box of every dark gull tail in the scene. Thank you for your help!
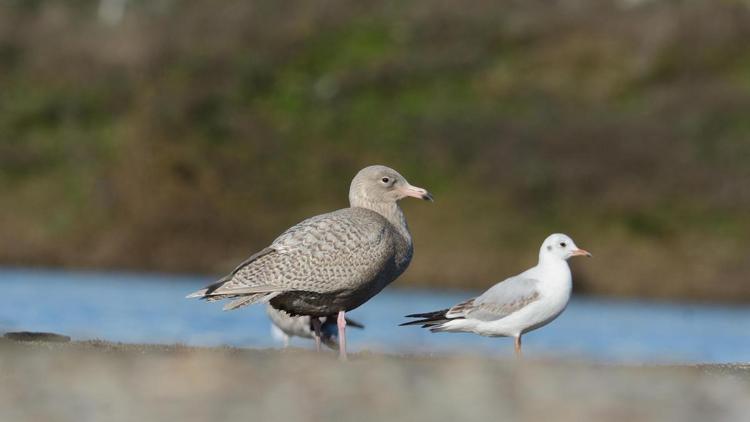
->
[345,318,365,329]
[399,308,451,327]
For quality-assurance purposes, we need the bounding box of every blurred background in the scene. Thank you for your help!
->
[2,0,750,306]
[4,5,750,419]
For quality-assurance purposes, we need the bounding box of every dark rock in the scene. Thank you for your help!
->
[3,331,71,343]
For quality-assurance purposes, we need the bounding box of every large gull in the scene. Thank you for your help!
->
[266,304,364,350]
[187,165,432,359]
[401,233,590,357]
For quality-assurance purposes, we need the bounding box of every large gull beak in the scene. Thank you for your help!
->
[399,184,434,201]
[571,248,592,258]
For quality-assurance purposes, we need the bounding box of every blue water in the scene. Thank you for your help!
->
[0,268,748,363]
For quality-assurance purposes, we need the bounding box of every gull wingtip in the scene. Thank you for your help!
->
[185,289,207,299]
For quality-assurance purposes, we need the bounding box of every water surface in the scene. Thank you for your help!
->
[1,268,748,363]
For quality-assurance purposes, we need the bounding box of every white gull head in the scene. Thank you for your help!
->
[539,233,592,263]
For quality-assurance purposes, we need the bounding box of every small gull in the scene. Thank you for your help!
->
[188,165,432,360]
[266,304,364,350]
[401,233,590,357]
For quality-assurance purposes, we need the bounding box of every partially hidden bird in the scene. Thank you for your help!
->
[267,304,364,350]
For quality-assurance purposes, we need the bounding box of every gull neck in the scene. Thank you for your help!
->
[538,250,568,268]
[351,199,412,244]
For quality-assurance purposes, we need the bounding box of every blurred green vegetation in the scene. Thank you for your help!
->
[2,0,750,301]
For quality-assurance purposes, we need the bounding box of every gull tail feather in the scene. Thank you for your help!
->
[187,283,281,300]
[186,275,233,299]
[399,308,450,327]
[404,309,450,319]
[186,289,208,299]
[186,248,277,300]
[223,292,280,311]
[345,318,365,329]
[216,285,283,295]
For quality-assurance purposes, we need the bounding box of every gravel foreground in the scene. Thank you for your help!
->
[1,339,748,422]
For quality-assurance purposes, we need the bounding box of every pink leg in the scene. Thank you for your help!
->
[337,310,347,361]
[311,317,322,352]
[514,335,523,359]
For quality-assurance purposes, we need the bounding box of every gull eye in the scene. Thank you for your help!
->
[381,177,390,184]
[559,242,567,248]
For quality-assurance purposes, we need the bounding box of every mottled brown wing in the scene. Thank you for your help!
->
[207,208,393,296]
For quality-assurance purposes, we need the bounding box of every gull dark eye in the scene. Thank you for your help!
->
[381,177,390,184]
[559,242,567,248]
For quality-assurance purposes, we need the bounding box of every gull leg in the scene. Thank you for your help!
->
[311,317,322,352]
[514,335,523,359]
[337,310,347,361]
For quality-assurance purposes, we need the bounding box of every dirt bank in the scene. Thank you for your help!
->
[0,339,748,422]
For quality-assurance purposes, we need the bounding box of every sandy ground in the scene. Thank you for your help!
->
[1,339,748,422]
